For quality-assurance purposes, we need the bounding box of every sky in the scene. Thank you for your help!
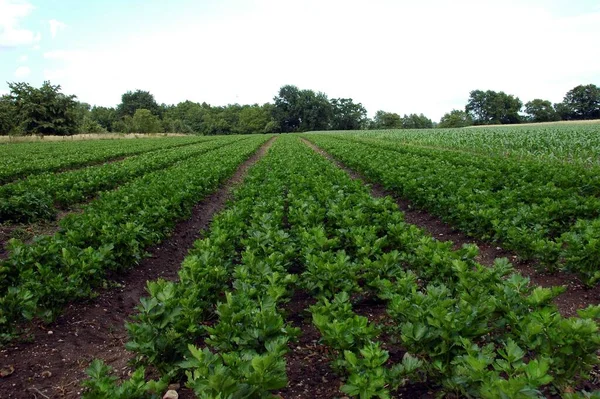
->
[1,0,599,121]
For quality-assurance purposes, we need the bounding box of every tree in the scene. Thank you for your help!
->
[263,120,279,133]
[524,99,559,122]
[162,117,193,133]
[164,101,207,133]
[80,116,107,133]
[117,90,161,118]
[558,84,600,120]
[272,85,302,132]
[438,110,473,128]
[73,101,91,132]
[553,102,572,121]
[371,111,402,129]
[330,98,367,130]
[0,95,18,135]
[8,81,78,135]
[401,113,433,129]
[112,116,131,133]
[299,90,332,131]
[237,104,272,134]
[90,106,118,132]
[465,90,522,125]
[272,85,332,132]
[131,109,162,133]
[201,109,233,135]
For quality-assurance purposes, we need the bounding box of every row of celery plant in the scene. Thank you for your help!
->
[336,135,600,196]
[0,135,248,223]
[83,136,299,397]
[0,135,270,343]
[0,135,208,184]
[83,135,600,398]
[305,134,600,285]
[285,136,600,397]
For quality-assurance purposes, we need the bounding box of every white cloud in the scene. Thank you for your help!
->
[14,65,30,78]
[0,0,39,47]
[17,54,27,62]
[36,0,600,121]
[48,19,66,39]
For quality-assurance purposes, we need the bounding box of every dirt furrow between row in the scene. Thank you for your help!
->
[300,137,600,317]
[0,136,277,399]
[276,290,342,399]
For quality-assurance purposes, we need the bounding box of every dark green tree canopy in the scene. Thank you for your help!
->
[299,90,332,131]
[4,80,599,136]
[131,108,162,133]
[237,104,273,134]
[466,90,522,125]
[330,98,367,130]
[553,102,572,121]
[7,81,78,135]
[117,90,161,118]
[371,110,402,129]
[90,106,118,132]
[160,101,274,135]
[401,113,433,129]
[163,100,206,132]
[524,99,559,122]
[558,84,600,120]
[272,85,302,132]
[438,109,473,128]
[272,85,332,132]
[0,95,17,134]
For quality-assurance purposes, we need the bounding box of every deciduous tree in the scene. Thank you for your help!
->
[524,99,559,122]
[8,81,78,135]
[237,104,271,134]
[117,90,161,118]
[402,113,433,129]
[371,110,402,129]
[131,108,162,133]
[0,95,18,135]
[90,106,118,132]
[558,84,600,120]
[438,109,473,128]
[466,90,522,125]
[272,85,332,132]
[330,98,367,130]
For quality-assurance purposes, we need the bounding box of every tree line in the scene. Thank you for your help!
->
[439,84,600,128]
[1,81,598,135]
[0,82,431,135]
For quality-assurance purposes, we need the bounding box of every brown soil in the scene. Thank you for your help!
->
[276,291,343,399]
[0,224,16,258]
[301,138,600,317]
[0,137,276,399]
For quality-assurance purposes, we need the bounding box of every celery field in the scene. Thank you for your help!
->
[0,127,599,398]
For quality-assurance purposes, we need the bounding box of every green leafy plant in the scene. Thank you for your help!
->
[82,359,167,399]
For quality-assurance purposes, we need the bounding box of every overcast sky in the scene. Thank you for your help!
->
[1,0,599,121]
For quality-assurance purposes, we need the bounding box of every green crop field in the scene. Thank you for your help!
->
[0,129,599,398]
[306,125,600,286]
